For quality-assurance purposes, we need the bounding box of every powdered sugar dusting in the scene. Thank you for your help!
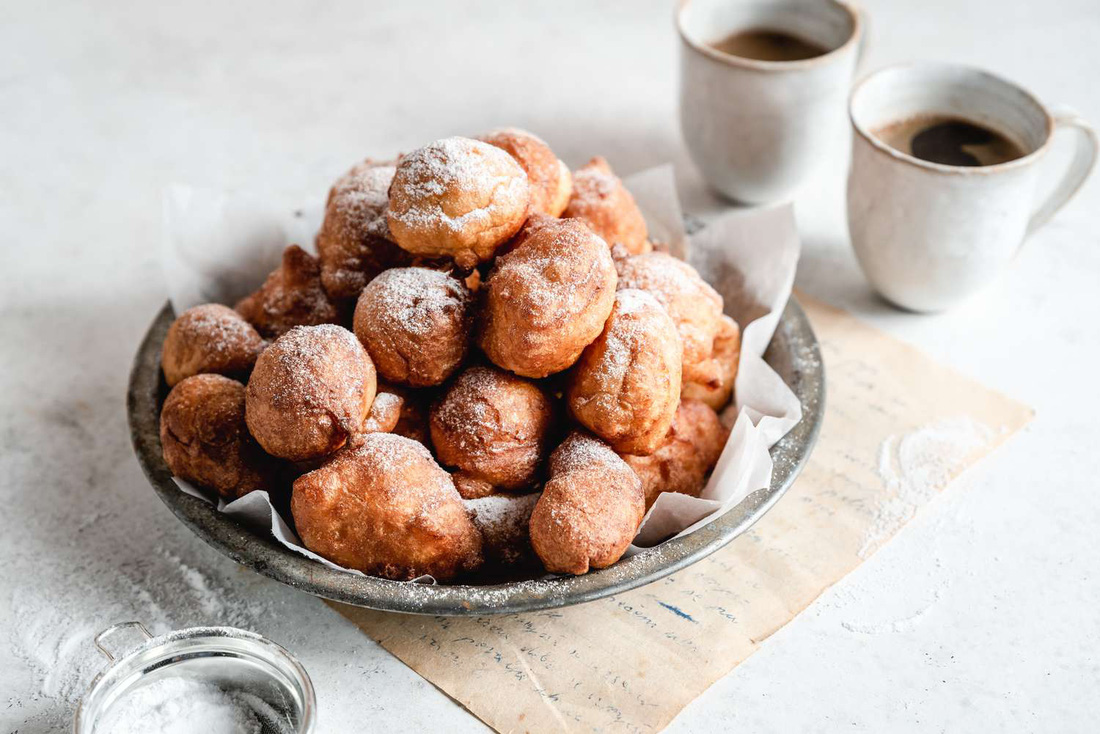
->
[171,304,262,357]
[388,137,528,234]
[330,161,394,239]
[255,324,370,428]
[860,417,993,557]
[465,493,539,565]
[367,267,468,337]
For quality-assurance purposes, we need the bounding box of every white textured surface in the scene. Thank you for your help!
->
[2,0,1098,731]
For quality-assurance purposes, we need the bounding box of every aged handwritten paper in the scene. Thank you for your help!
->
[333,296,1033,733]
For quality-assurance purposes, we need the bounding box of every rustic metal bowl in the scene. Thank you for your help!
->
[128,298,824,616]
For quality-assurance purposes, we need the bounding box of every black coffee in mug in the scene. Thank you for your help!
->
[873,114,1027,167]
[709,28,828,62]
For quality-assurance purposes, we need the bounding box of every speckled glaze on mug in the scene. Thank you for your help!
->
[848,63,1098,312]
[677,0,863,204]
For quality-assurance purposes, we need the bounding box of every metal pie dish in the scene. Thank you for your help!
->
[128,298,824,616]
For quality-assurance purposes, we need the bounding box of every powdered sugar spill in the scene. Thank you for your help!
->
[860,417,994,558]
[9,540,276,727]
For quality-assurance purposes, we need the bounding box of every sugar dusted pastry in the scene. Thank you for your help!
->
[361,387,403,434]
[529,431,644,575]
[478,216,617,378]
[682,315,741,410]
[478,128,572,217]
[352,267,472,387]
[161,304,266,387]
[567,289,682,455]
[292,433,483,580]
[562,156,649,255]
[622,399,728,509]
[386,137,530,270]
[430,365,555,499]
[235,245,340,339]
[464,492,540,567]
[160,374,279,500]
[245,324,376,461]
[316,159,411,306]
[616,252,724,386]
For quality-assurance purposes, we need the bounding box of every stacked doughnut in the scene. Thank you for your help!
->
[158,129,741,582]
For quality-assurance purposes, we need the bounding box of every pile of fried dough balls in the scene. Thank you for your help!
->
[159,129,741,581]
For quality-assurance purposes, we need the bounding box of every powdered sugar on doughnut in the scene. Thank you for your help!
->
[260,324,370,422]
[369,268,468,337]
[464,492,539,564]
[329,162,395,239]
[388,137,528,234]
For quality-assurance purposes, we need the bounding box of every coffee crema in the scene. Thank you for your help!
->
[872,115,1027,167]
[709,28,828,62]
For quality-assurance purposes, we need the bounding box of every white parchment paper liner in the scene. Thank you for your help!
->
[162,164,802,573]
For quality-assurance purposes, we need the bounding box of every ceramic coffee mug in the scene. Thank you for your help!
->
[677,0,863,204]
[848,63,1098,312]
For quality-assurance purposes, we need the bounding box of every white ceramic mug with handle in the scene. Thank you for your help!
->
[677,0,864,204]
[847,63,1098,312]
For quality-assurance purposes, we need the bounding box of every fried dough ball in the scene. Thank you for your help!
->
[430,365,555,498]
[245,324,376,461]
[352,267,472,387]
[529,432,644,575]
[478,217,617,378]
[235,245,340,339]
[621,400,729,509]
[566,289,682,455]
[361,387,403,433]
[291,433,483,580]
[562,157,649,255]
[682,315,741,410]
[464,492,540,567]
[316,159,412,306]
[616,252,724,386]
[478,128,572,217]
[160,374,279,500]
[161,304,266,387]
[386,137,530,270]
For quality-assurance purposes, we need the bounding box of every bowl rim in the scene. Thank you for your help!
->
[127,297,824,616]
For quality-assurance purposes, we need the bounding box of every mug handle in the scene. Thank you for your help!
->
[1027,105,1098,236]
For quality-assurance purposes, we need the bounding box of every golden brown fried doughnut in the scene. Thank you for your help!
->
[616,252,724,386]
[352,267,472,387]
[682,315,741,410]
[566,289,682,455]
[235,245,341,338]
[160,374,279,500]
[478,217,617,378]
[430,365,555,498]
[478,128,572,217]
[287,386,404,476]
[161,304,266,387]
[562,157,649,255]
[528,432,644,575]
[292,433,482,580]
[464,492,540,567]
[621,399,729,509]
[316,159,412,306]
[361,387,403,433]
[386,137,530,270]
[245,324,376,461]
